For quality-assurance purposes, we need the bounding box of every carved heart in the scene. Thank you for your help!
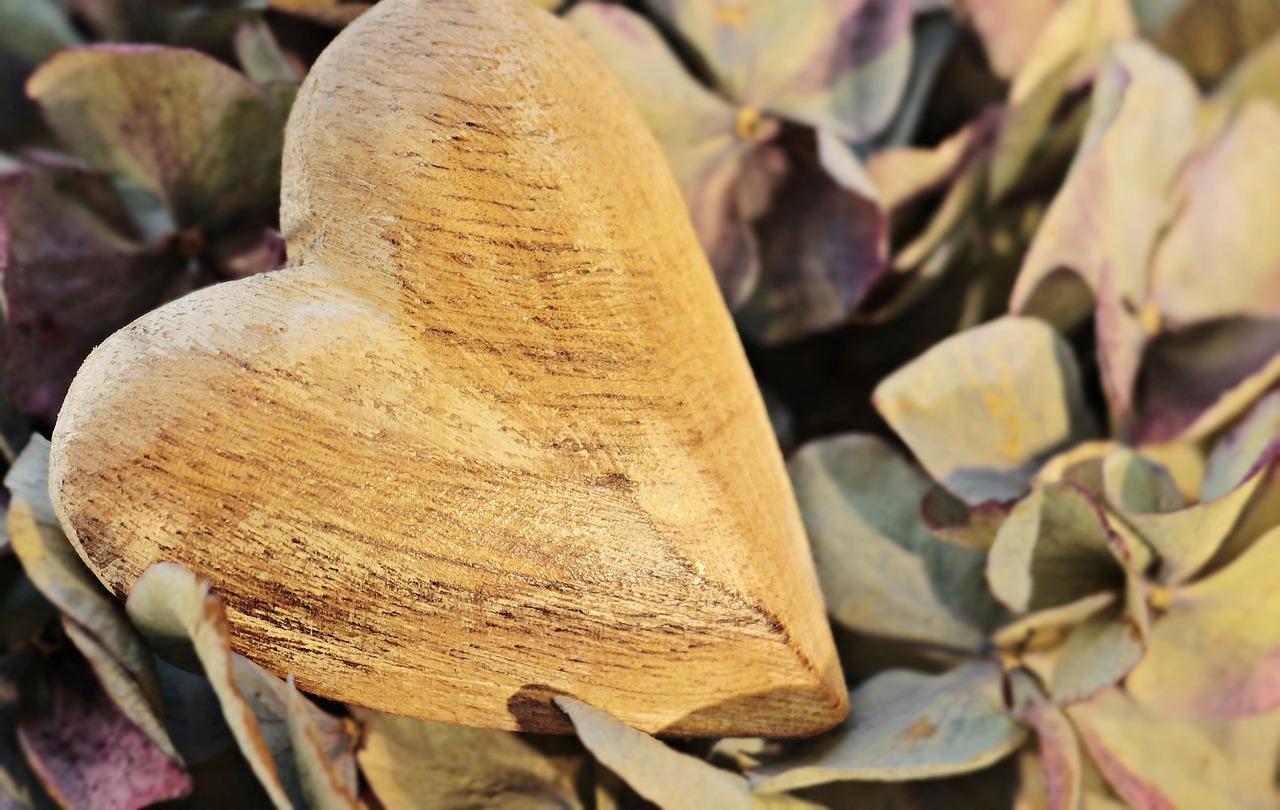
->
[49,0,846,736]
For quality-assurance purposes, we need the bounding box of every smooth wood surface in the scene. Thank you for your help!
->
[49,0,847,736]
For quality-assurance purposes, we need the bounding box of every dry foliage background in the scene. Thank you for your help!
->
[3,0,1280,808]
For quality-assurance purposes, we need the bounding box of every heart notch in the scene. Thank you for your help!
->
[49,0,847,736]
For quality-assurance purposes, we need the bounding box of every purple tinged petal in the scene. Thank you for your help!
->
[1150,102,1280,326]
[0,165,182,424]
[954,0,1063,79]
[1012,40,1198,428]
[17,651,191,810]
[737,130,887,342]
[1009,671,1082,810]
[1131,318,1280,445]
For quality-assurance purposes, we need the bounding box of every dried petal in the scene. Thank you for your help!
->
[874,316,1095,504]
[354,704,584,809]
[557,696,745,810]
[788,433,999,651]
[954,0,1062,79]
[751,662,1027,790]
[1011,41,1197,423]
[738,130,887,342]
[1070,687,1280,809]
[0,165,181,423]
[645,0,913,141]
[1132,317,1280,444]
[27,45,286,229]
[1203,389,1280,501]
[1010,670,1082,810]
[1126,524,1280,719]
[5,440,164,718]
[567,3,769,306]
[125,562,295,809]
[988,0,1135,200]
[987,483,1124,614]
[920,487,1012,552]
[1104,446,1274,584]
[17,650,190,810]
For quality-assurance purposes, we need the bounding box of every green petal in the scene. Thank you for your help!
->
[27,45,285,228]
[874,316,1096,504]
[987,483,1125,614]
[1203,389,1280,501]
[751,662,1028,790]
[788,433,1000,650]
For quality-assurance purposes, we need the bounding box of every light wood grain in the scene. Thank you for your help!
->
[49,0,847,736]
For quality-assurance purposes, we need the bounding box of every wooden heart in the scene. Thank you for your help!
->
[48,0,846,736]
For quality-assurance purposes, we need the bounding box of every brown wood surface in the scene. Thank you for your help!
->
[49,0,848,736]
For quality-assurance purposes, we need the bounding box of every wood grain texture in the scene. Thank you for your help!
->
[48,0,848,736]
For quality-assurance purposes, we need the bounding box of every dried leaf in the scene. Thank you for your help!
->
[5,441,165,720]
[753,662,1026,790]
[1126,524,1280,719]
[986,483,1124,614]
[27,45,286,229]
[788,433,1000,651]
[556,696,740,810]
[17,649,191,810]
[1070,687,1280,809]
[875,316,1095,504]
[124,562,295,809]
